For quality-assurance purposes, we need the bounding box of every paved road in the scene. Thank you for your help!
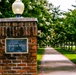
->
[38,47,76,75]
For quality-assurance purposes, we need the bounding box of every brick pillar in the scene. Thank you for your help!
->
[0,18,38,75]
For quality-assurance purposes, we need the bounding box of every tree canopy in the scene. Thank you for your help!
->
[0,0,76,47]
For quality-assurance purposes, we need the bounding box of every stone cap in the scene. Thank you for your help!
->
[0,18,38,22]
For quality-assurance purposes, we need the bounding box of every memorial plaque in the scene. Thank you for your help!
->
[5,38,28,54]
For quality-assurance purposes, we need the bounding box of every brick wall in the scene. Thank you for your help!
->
[0,18,38,75]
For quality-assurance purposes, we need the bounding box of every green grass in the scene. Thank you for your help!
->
[37,48,45,71]
[55,48,76,64]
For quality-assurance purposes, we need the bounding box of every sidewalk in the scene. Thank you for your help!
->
[38,47,76,75]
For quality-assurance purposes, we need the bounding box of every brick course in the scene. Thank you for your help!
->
[0,18,37,75]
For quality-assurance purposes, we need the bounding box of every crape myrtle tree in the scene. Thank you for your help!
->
[63,9,76,52]
[0,0,14,17]
[22,0,53,47]
[65,9,76,41]
[49,5,66,47]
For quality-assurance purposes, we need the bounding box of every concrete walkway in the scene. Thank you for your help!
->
[38,47,76,75]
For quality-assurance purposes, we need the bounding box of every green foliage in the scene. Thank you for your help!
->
[37,48,45,71]
[64,9,76,41]
[1,0,76,47]
[0,0,14,18]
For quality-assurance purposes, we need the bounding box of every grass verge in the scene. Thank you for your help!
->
[55,48,76,64]
[37,48,45,72]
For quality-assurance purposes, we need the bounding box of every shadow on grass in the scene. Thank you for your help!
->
[37,48,45,73]
[37,60,41,71]
[37,48,45,54]
[55,48,76,64]
[55,48,74,54]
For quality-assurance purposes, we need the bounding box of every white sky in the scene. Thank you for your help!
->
[48,0,76,11]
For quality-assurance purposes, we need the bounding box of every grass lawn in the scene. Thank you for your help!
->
[55,48,76,64]
[37,48,45,71]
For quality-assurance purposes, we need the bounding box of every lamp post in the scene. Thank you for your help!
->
[12,0,24,18]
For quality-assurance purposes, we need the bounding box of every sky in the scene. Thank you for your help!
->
[48,0,76,11]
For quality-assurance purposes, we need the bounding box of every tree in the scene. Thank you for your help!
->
[0,0,14,18]
[64,9,76,41]
[1,0,73,47]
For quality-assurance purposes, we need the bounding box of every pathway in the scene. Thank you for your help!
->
[38,47,76,75]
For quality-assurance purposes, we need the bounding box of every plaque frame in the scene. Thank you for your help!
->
[5,38,28,54]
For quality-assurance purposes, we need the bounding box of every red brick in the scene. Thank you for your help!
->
[0,27,2,36]
[17,70,26,73]
[2,66,11,70]
[32,46,37,50]
[22,67,29,70]
[0,64,4,66]
[33,26,37,36]
[23,74,31,75]
[27,63,36,66]
[32,53,36,57]
[32,74,37,75]
[0,70,5,73]
[32,39,37,43]
[3,60,11,63]
[11,73,21,75]
[19,22,22,26]
[29,50,36,53]
[13,60,21,63]
[13,22,17,26]
[5,22,10,26]
[7,64,16,66]
[22,60,27,63]
[28,70,36,73]
[27,27,30,36]
[28,68,37,72]
[17,64,26,66]
[5,70,16,73]
[1,46,4,50]
[0,67,2,70]
[12,67,21,69]
[0,60,2,63]
[2,73,12,75]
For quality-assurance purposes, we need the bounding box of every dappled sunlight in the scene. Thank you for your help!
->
[38,47,76,75]
[42,54,71,61]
